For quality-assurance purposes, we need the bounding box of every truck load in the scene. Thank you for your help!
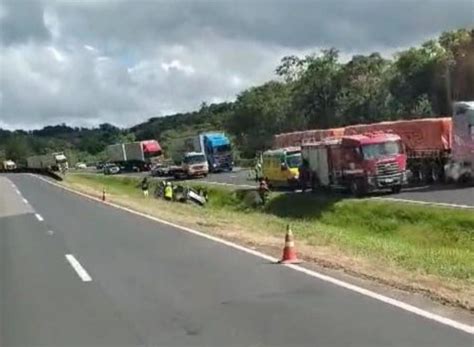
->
[106,140,161,171]
[444,101,474,184]
[2,160,16,171]
[345,118,451,183]
[302,132,407,195]
[185,132,233,172]
[273,128,345,149]
[26,152,68,172]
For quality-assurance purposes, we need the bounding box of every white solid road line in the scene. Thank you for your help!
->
[34,213,44,222]
[371,196,474,210]
[65,254,92,282]
[22,198,28,204]
[33,174,474,335]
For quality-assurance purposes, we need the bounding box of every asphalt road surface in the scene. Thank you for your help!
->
[1,173,473,346]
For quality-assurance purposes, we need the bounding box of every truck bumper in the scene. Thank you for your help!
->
[367,172,405,190]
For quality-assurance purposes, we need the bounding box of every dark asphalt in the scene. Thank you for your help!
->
[2,174,472,346]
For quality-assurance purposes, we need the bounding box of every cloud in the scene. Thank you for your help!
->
[0,0,472,130]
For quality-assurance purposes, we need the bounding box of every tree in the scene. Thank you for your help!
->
[290,48,342,128]
[228,81,292,157]
[336,53,392,124]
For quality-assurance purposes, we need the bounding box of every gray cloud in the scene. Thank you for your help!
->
[0,0,472,130]
[0,0,50,45]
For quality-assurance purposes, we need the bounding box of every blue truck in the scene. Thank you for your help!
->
[185,133,233,172]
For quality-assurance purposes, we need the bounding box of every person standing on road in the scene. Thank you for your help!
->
[141,177,150,197]
[258,178,270,205]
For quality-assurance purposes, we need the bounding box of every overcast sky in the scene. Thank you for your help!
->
[0,0,472,130]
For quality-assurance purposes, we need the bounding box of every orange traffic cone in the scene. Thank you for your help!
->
[102,187,106,201]
[279,225,302,264]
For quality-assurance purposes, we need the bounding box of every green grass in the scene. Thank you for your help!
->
[66,173,474,283]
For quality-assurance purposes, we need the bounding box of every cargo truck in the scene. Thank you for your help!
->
[185,133,233,172]
[275,118,452,183]
[444,101,474,184]
[302,132,407,196]
[2,160,16,171]
[170,152,209,179]
[106,140,162,171]
[26,152,68,172]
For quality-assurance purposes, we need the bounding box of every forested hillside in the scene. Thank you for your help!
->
[1,28,472,163]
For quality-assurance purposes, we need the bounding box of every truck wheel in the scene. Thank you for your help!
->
[349,179,366,197]
[391,185,402,194]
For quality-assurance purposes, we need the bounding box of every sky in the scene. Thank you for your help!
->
[0,0,472,130]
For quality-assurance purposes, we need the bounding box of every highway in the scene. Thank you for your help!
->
[1,174,472,346]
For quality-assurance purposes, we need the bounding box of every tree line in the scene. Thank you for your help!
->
[1,28,472,163]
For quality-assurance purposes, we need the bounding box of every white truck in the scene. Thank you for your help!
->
[445,101,474,184]
[2,160,17,171]
[26,152,68,172]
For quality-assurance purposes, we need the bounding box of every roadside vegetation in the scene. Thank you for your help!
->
[64,173,474,310]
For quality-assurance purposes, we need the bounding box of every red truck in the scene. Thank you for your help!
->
[344,118,451,183]
[301,132,407,195]
[275,118,451,183]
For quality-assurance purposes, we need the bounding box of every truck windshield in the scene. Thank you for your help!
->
[362,141,402,160]
[184,155,206,164]
[286,152,302,168]
[214,144,231,153]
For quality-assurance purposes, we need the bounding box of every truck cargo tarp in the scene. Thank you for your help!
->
[273,128,345,148]
[344,118,452,153]
[141,140,161,153]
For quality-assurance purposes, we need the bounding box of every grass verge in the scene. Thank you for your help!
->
[63,173,474,310]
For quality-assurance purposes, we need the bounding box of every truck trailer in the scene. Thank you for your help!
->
[185,133,233,172]
[106,140,162,171]
[302,132,407,196]
[26,152,68,172]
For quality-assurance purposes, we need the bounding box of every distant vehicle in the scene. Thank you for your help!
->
[171,152,209,179]
[103,163,120,175]
[2,160,17,171]
[96,162,105,171]
[185,133,233,172]
[26,152,68,172]
[151,163,172,177]
[262,147,301,188]
[75,162,87,169]
[106,140,162,172]
[445,101,474,184]
[302,132,407,196]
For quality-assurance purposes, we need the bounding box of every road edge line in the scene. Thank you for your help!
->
[32,174,474,335]
[370,196,474,210]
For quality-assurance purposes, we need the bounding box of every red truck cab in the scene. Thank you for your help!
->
[302,132,407,195]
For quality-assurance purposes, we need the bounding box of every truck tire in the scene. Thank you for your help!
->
[391,185,402,194]
[349,179,367,197]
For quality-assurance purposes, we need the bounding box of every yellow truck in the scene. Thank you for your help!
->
[262,147,301,188]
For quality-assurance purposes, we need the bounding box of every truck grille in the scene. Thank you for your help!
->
[376,161,399,176]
